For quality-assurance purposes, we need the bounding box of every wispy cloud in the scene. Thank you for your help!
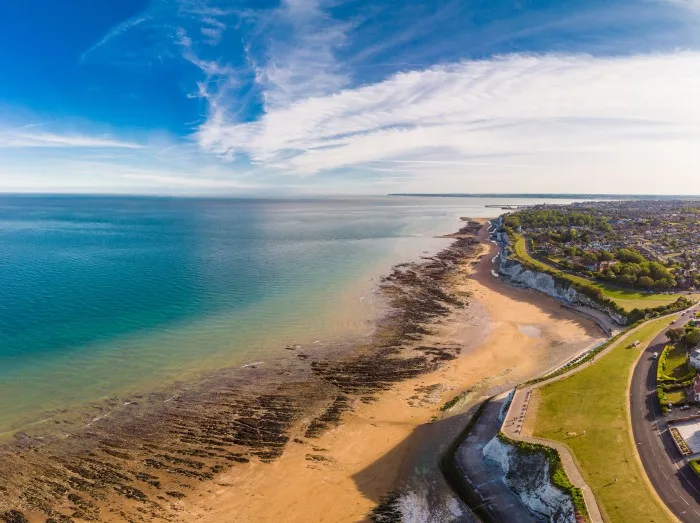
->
[80,16,150,63]
[665,0,700,10]
[0,129,143,149]
[253,0,352,109]
[195,51,700,192]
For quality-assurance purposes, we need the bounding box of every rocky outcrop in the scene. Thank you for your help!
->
[483,436,576,523]
[498,254,627,326]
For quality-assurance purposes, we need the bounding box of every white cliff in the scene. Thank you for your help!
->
[483,436,577,523]
[498,255,627,326]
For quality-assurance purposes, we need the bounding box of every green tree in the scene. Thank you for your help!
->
[683,328,700,348]
[639,276,655,288]
[666,327,685,343]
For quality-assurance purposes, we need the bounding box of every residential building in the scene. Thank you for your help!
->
[690,347,700,370]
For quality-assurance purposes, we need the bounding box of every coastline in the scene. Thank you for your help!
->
[0,219,604,523]
[182,225,605,523]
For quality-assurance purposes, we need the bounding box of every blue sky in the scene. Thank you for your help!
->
[1,0,700,195]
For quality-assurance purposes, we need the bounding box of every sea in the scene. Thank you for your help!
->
[0,195,581,435]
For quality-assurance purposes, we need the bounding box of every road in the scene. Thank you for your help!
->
[630,312,700,522]
[455,394,545,522]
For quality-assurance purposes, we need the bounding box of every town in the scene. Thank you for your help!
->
[504,200,700,291]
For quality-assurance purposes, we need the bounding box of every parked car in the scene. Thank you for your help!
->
[681,405,691,410]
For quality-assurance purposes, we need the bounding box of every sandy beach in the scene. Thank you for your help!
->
[0,220,604,523]
[182,225,605,522]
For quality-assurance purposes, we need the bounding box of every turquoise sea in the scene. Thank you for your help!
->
[0,195,578,435]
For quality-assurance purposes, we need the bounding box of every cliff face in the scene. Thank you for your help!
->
[483,436,576,523]
[498,255,627,326]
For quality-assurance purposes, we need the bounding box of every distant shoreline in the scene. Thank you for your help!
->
[389,193,700,200]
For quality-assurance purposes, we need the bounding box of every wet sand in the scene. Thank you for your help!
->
[0,220,604,523]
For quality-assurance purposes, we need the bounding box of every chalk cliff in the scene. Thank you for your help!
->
[483,436,577,523]
[498,253,627,326]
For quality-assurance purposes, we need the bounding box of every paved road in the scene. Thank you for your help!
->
[630,312,700,522]
[455,394,545,522]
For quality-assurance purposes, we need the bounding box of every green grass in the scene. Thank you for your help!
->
[533,316,677,523]
[658,344,694,382]
[664,389,687,405]
[512,235,690,311]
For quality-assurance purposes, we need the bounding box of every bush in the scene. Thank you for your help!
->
[690,459,700,478]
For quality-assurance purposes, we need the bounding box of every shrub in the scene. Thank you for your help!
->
[690,459,700,478]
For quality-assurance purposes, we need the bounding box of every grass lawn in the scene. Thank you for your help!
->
[665,389,687,405]
[533,316,677,523]
[512,235,692,311]
[658,344,694,382]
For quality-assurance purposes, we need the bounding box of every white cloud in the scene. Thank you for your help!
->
[0,130,143,149]
[665,0,700,11]
[80,16,149,63]
[0,157,262,195]
[195,51,700,193]
[251,0,352,109]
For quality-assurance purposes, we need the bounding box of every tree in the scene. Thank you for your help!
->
[618,248,646,264]
[582,252,598,265]
[682,328,700,348]
[639,276,655,288]
[666,327,685,343]
[620,274,637,286]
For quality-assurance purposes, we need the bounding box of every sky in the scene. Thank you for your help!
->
[1,0,700,196]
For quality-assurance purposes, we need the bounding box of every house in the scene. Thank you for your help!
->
[690,347,700,370]
[694,374,700,403]
[598,260,619,272]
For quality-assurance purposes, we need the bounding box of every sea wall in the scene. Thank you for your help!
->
[483,436,577,523]
[498,253,627,326]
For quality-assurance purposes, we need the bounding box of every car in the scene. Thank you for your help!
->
[681,405,691,410]
[652,352,659,359]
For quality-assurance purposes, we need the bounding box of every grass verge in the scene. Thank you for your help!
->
[532,316,677,523]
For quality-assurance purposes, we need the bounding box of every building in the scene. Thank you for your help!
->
[598,260,619,272]
[690,347,700,370]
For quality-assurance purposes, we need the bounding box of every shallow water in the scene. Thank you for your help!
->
[0,195,579,433]
[517,325,543,338]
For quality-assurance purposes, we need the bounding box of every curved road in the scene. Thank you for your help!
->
[630,313,700,522]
